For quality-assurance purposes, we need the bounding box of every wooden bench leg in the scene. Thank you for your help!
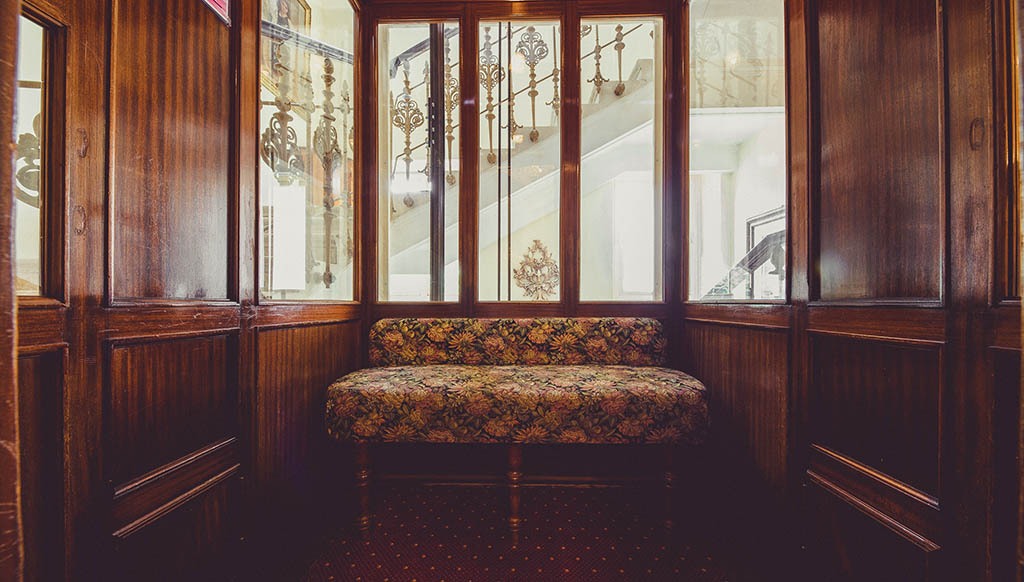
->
[355,442,372,537]
[663,444,675,531]
[508,444,523,544]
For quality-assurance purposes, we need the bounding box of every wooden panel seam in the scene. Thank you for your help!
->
[807,328,947,348]
[113,437,237,499]
[810,444,939,510]
[807,470,941,553]
[112,464,239,540]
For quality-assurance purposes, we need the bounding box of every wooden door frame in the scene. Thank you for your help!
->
[1,2,24,581]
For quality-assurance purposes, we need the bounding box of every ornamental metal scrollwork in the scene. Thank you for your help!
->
[392,60,425,180]
[260,42,304,185]
[515,25,549,143]
[513,239,559,301]
[15,113,41,208]
[479,27,504,165]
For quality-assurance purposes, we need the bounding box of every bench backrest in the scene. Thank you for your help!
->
[369,318,667,367]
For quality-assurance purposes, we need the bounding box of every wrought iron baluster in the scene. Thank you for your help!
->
[586,25,609,98]
[313,57,341,288]
[444,36,459,185]
[504,27,520,139]
[613,24,626,96]
[479,27,504,165]
[515,25,549,143]
[545,26,560,117]
[421,60,432,179]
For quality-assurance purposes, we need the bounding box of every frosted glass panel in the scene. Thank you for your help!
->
[477,21,561,302]
[258,0,356,300]
[579,18,664,302]
[377,22,461,302]
[688,0,786,301]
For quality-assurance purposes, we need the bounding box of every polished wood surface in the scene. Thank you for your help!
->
[106,333,236,485]
[7,0,365,578]
[809,334,941,495]
[2,0,1019,580]
[1,2,25,580]
[254,321,360,511]
[682,318,789,493]
[108,0,231,301]
[17,352,64,582]
[813,0,943,302]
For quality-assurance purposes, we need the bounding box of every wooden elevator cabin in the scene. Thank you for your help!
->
[0,0,1022,581]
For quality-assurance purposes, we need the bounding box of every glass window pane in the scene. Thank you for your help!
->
[378,22,461,302]
[688,0,786,301]
[259,0,356,301]
[15,16,45,296]
[478,21,561,302]
[580,18,664,302]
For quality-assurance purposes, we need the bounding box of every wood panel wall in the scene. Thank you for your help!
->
[681,1,1021,581]
[5,0,1020,581]
[1,2,24,579]
[10,0,365,579]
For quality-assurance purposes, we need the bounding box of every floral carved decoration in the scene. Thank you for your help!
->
[513,239,559,300]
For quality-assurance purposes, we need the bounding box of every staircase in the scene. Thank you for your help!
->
[386,58,657,274]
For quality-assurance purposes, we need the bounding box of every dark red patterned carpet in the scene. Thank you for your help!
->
[299,483,756,582]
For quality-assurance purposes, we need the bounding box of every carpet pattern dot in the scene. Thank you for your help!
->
[302,484,752,582]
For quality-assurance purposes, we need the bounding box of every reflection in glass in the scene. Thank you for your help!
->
[377,22,461,302]
[687,0,786,301]
[259,0,356,300]
[579,18,664,302]
[15,16,44,296]
[478,21,561,302]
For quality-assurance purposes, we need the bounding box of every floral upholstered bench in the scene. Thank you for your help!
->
[325,317,708,536]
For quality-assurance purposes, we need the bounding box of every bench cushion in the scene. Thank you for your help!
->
[369,318,667,367]
[325,365,708,445]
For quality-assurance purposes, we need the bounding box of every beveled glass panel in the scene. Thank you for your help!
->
[687,0,786,301]
[377,22,461,302]
[258,0,356,300]
[15,16,45,296]
[477,21,561,302]
[579,18,664,302]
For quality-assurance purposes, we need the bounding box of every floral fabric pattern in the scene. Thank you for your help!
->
[369,318,668,367]
[325,365,708,445]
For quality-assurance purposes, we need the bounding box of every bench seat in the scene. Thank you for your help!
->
[325,364,708,445]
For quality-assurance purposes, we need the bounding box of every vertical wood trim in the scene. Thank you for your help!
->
[462,4,478,315]
[560,2,580,316]
[946,0,999,576]
[668,0,685,366]
[352,0,365,309]
[235,0,258,544]
[786,0,811,495]
[360,4,377,364]
[1,2,24,579]
[995,0,1021,303]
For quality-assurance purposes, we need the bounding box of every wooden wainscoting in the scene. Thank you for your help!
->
[9,0,367,578]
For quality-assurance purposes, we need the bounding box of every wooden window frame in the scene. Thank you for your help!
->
[365,0,682,319]
[17,4,67,309]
